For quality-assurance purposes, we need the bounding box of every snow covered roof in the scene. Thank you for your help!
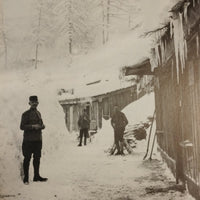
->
[59,80,136,104]
[59,32,151,100]
[59,84,137,105]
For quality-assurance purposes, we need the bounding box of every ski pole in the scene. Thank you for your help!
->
[143,110,156,160]
[149,130,157,160]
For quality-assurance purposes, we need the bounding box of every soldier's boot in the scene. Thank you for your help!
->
[23,157,30,184]
[84,137,87,146]
[33,158,48,182]
[119,141,125,156]
[115,142,121,155]
[78,135,83,146]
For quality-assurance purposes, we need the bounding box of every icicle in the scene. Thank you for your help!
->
[163,39,166,61]
[170,17,174,38]
[172,17,180,82]
[159,40,162,64]
[193,0,196,7]
[175,43,180,82]
[184,39,188,60]
[197,35,199,56]
[155,44,161,66]
[150,48,157,72]
[179,13,186,73]
[171,60,174,80]
[160,39,166,64]
[183,2,190,24]
[165,39,167,53]
[172,11,188,82]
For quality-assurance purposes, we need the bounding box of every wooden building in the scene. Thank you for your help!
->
[145,0,200,199]
[59,73,154,133]
[122,1,200,198]
[59,85,137,132]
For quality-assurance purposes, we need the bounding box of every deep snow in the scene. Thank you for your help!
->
[0,66,194,199]
[0,0,195,197]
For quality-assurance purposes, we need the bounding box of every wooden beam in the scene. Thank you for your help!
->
[124,58,154,75]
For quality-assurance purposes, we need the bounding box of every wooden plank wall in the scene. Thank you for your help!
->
[61,81,154,137]
[61,84,146,132]
[156,62,179,167]
[181,59,200,186]
[156,24,200,199]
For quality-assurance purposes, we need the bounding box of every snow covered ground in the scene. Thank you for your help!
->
[0,12,195,198]
[0,66,194,199]
[0,0,196,199]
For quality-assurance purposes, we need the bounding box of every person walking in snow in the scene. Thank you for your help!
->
[20,96,48,184]
[111,105,128,155]
[78,109,90,146]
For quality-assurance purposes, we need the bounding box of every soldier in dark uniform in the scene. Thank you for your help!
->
[20,96,47,184]
[111,105,128,155]
[78,109,90,146]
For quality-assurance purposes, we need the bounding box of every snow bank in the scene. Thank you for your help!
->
[0,67,69,190]
[0,29,153,191]
[123,92,155,125]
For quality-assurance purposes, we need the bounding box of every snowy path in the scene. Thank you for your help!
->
[1,137,193,200]
[0,86,194,200]
[0,69,193,200]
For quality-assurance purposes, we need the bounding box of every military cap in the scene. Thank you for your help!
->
[29,95,38,102]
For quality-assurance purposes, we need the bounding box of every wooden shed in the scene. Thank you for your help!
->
[59,85,138,133]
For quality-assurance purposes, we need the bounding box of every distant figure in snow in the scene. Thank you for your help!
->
[78,109,90,146]
[111,105,128,155]
[20,96,48,184]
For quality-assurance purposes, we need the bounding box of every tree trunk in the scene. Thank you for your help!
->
[3,32,7,69]
[0,1,7,69]
[35,43,39,69]
[35,6,42,69]
[106,0,110,42]
[101,0,106,44]
[69,22,72,54]
[67,0,73,54]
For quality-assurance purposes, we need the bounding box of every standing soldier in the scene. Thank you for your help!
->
[111,105,128,155]
[20,96,48,184]
[78,109,90,146]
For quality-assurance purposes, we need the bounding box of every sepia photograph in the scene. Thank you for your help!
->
[0,0,199,199]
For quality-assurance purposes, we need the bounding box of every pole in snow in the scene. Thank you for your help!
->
[143,110,156,160]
